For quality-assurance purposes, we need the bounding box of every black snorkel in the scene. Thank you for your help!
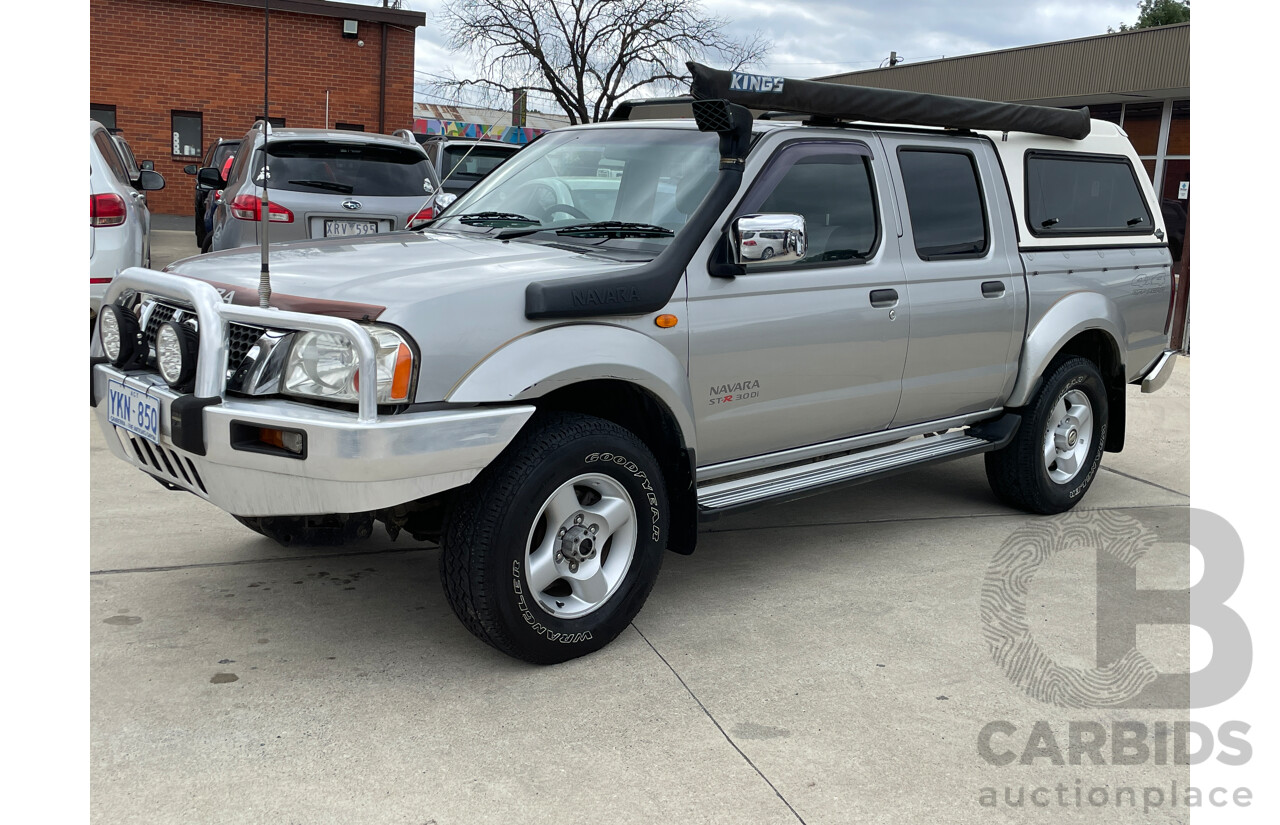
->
[523,78,753,320]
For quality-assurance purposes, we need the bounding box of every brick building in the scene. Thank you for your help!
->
[90,0,425,216]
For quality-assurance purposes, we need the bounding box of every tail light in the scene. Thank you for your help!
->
[90,193,127,227]
[213,190,222,203]
[406,206,433,228]
[742,239,757,246]
[230,194,293,222]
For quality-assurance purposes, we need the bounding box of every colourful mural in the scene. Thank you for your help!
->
[412,119,550,145]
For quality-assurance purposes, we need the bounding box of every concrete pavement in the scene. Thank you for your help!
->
[93,226,1193,823]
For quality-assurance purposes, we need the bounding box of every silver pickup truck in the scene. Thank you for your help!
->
[90,65,1179,663]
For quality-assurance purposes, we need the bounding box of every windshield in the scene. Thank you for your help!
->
[253,141,439,197]
[442,144,516,181]
[435,127,720,249]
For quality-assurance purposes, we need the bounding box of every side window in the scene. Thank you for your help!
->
[1025,151,1153,236]
[93,129,131,186]
[897,149,989,260]
[736,142,879,266]
[172,111,203,157]
[225,143,254,188]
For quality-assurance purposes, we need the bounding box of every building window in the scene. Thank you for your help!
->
[1087,103,1122,125]
[335,122,365,131]
[91,104,117,131]
[897,149,989,260]
[1167,99,1189,157]
[172,111,203,156]
[1120,101,1162,156]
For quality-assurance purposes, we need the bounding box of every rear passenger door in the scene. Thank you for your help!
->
[878,135,1024,426]
[687,138,909,465]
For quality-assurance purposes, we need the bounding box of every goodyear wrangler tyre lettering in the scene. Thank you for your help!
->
[984,356,1109,515]
[439,412,668,664]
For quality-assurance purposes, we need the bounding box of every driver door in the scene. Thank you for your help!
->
[687,138,910,466]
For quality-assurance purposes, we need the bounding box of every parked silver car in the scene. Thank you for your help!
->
[204,125,442,252]
[89,120,164,320]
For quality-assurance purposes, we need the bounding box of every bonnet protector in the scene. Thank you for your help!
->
[687,62,1091,141]
[525,96,753,320]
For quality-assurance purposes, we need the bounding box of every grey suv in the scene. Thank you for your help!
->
[205,125,442,251]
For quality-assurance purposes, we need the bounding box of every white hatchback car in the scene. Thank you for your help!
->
[90,120,164,321]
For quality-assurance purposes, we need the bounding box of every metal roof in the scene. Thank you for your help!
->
[819,23,1189,107]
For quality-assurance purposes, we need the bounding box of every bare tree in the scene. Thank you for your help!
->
[435,0,771,124]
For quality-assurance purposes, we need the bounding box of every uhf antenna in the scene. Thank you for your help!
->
[258,0,272,308]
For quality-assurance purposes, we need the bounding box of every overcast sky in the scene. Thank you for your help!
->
[339,0,1139,113]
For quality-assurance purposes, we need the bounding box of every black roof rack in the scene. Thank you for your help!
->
[687,62,1089,140]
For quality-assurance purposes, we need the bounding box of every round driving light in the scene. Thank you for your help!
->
[99,304,142,367]
[156,321,198,389]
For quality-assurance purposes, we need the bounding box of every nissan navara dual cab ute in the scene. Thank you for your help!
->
[90,66,1179,664]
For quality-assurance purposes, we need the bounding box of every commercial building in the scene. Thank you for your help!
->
[89,0,426,216]
[413,103,572,145]
[821,23,1190,214]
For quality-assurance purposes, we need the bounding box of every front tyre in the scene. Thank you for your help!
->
[440,412,668,664]
[985,356,1108,515]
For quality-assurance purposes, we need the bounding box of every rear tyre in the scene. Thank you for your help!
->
[985,356,1108,515]
[440,412,668,664]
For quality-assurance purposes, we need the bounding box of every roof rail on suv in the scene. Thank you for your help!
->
[391,129,416,144]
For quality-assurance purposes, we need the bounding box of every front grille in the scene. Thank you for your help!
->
[228,322,264,368]
[143,300,266,376]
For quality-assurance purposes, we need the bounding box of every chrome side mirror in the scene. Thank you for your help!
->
[731,213,806,265]
[435,192,458,211]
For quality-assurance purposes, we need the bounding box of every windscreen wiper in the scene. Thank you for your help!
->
[456,211,542,227]
[288,179,354,194]
[553,221,674,238]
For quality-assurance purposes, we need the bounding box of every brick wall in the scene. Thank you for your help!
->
[90,0,419,216]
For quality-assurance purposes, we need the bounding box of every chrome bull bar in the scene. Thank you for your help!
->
[102,267,381,423]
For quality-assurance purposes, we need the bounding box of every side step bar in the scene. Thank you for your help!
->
[696,414,1020,514]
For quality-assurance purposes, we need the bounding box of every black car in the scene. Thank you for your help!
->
[184,138,241,248]
[415,135,520,197]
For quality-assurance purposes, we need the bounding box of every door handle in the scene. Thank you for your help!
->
[869,288,898,308]
[981,281,1005,298]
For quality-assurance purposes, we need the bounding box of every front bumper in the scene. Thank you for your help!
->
[1139,349,1179,394]
[91,266,535,516]
[92,364,534,516]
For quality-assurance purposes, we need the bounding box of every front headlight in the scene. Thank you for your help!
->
[282,325,415,405]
